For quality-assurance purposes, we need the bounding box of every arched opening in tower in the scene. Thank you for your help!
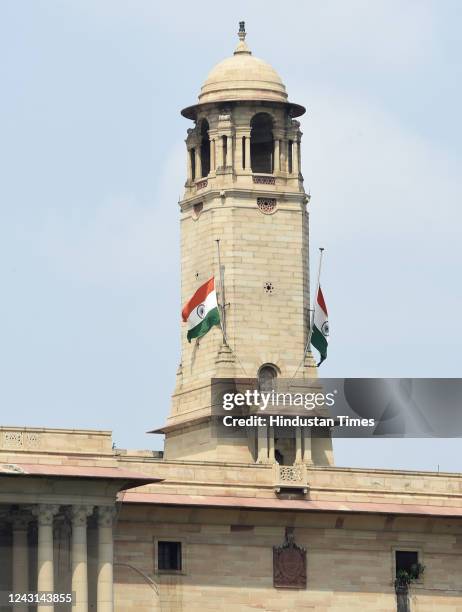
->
[258,364,277,392]
[200,119,210,177]
[274,430,296,466]
[250,113,274,174]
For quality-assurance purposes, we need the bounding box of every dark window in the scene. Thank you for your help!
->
[288,140,293,174]
[250,113,273,173]
[158,541,182,571]
[190,148,196,181]
[258,365,277,392]
[274,432,296,466]
[275,448,284,464]
[222,135,227,167]
[396,551,419,576]
[242,136,246,169]
[200,120,210,177]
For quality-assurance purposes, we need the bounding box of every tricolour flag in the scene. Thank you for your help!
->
[311,286,329,366]
[182,277,220,343]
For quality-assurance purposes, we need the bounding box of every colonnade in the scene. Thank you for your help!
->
[6,504,116,612]
[186,129,302,181]
[257,426,312,464]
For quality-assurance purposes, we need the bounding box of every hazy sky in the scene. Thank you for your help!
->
[1,1,461,470]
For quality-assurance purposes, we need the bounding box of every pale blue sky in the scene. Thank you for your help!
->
[1,1,461,470]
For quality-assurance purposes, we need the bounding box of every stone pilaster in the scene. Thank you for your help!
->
[257,424,269,463]
[295,427,303,463]
[303,427,313,465]
[268,426,275,463]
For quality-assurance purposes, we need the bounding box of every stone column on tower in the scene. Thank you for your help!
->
[257,425,269,463]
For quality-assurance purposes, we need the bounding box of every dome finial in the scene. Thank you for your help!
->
[234,20,251,55]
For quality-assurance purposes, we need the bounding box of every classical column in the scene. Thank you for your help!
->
[210,139,215,172]
[216,136,223,168]
[238,136,245,170]
[226,136,233,167]
[303,427,313,464]
[280,139,287,173]
[257,425,268,463]
[268,426,275,463]
[70,505,93,612]
[195,146,202,180]
[186,147,192,182]
[245,134,251,171]
[295,427,303,463]
[34,504,59,612]
[97,506,116,612]
[11,510,31,612]
[274,139,280,172]
[293,139,300,176]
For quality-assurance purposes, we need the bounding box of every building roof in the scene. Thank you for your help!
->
[0,462,160,487]
[122,491,462,519]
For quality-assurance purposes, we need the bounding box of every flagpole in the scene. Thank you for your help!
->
[215,239,228,345]
[292,247,325,378]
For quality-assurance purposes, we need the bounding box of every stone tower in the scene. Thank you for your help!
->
[155,24,334,467]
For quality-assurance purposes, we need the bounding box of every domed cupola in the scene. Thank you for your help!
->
[182,22,305,119]
[181,22,307,202]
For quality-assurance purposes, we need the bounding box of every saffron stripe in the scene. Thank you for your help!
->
[317,286,328,316]
[182,277,215,322]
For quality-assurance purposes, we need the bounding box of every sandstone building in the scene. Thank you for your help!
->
[1,24,462,612]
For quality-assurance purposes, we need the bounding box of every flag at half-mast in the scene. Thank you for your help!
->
[182,277,220,343]
[311,286,329,365]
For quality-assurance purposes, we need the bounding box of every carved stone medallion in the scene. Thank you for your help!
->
[273,527,306,589]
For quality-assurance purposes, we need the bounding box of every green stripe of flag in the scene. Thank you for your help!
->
[311,324,328,365]
[187,306,220,342]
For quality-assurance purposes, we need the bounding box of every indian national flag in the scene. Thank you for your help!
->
[182,277,221,343]
[311,286,329,366]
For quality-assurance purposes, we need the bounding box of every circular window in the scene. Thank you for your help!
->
[257,198,277,215]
